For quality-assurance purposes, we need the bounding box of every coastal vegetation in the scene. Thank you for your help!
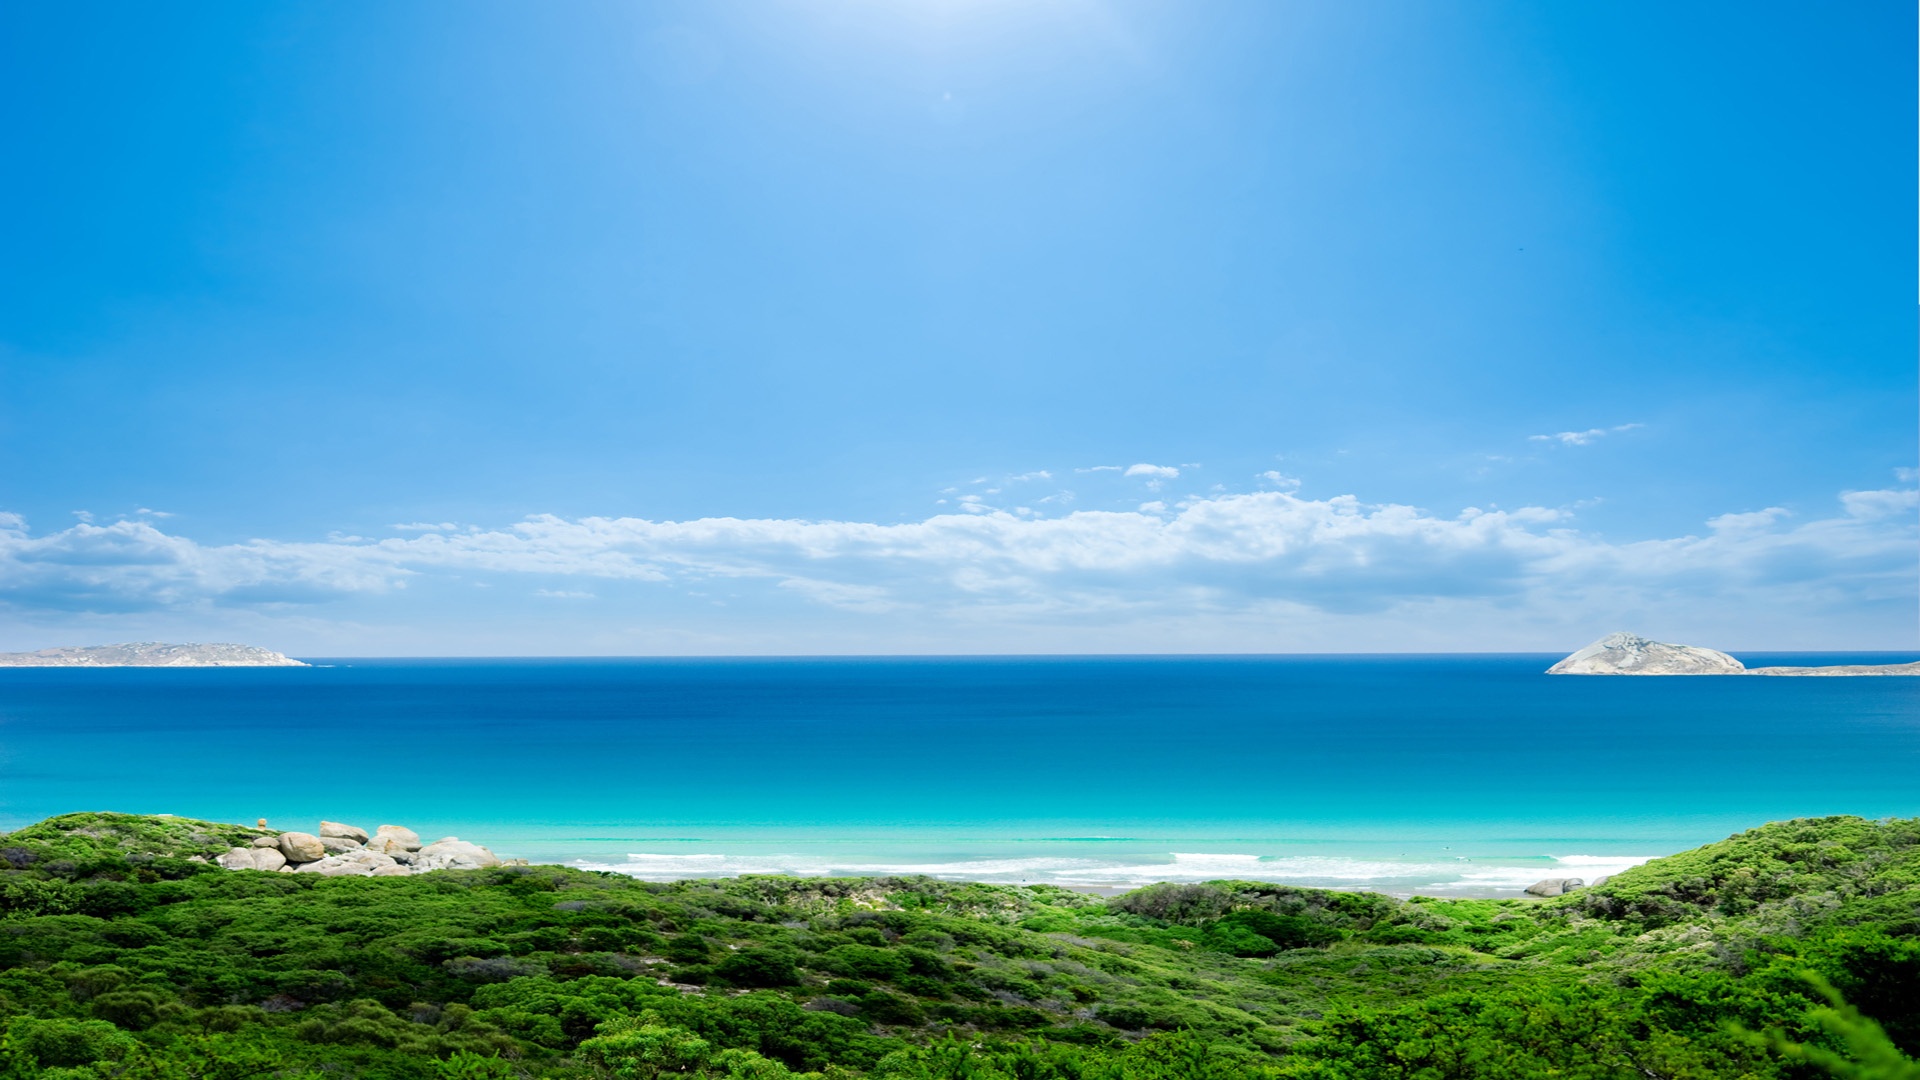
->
[0,812,1915,1078]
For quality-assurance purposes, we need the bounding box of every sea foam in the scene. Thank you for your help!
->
[571,850,1659,896]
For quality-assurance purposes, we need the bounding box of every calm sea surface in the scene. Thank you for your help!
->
[1,655,1914,896]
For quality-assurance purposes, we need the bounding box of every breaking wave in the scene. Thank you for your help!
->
[569,849,1658,896]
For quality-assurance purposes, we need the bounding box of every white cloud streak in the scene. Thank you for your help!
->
[0,482,1912,636]
[1530,423,1644,446]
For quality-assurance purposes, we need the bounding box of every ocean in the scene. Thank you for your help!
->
[1,655,1914,896]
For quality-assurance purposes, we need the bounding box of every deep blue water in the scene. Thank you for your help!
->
[1,655,1914,895]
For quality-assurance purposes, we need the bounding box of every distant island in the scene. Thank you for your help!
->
[1548,631,1919,676]
[0,642,307,667]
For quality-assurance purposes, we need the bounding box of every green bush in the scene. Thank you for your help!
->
[714,948,800,988]
[664,935,712,963]
[1,1015,138,1069]
[0,812,1912,1078]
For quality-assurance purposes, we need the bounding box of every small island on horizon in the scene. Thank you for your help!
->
[3,637,1916,673]
[0,642,307,668]
[1547,632,1920,676]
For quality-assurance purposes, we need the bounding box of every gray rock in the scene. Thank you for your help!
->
[375,825,422,851]
[1589,875,1610,888]
[319,821,369,843]
[369,865,412,877]
[412,839,501,872]
[295,849,400,877]
[250,836,281,849]
[1524,877,1585,897]
[388,849,417,866]
[217,847,290,872]
[1547,633,1744,676]
[278,832,325,863]
[320,835,365,855]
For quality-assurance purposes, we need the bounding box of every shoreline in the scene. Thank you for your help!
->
[4,811,1904,1072]
[550,849,1660,900]
[4,811,1668,900]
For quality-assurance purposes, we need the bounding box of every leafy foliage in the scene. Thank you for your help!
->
[0,812,1912,1078]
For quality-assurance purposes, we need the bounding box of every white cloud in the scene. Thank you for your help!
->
[1257,471,1302,489]
[1,482,1912,647]
[776,577,895,612]
[0,516,404,611]
[1123,463,1181,491]
[1841,487,1919,521]
[1529,423,1644,446]
[1138,501,1168,514]
[1007,471,1053,483]
[535,589,595,599]
[1706,507,1790,533]
[1076,465,1123,473]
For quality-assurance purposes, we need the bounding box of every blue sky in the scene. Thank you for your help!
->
[1,1,1913,654]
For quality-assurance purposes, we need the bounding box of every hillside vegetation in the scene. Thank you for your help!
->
[1,813,1916,1078]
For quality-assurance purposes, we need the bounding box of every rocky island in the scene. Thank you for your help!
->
[0,642,306,667]
[1548,631,1920,676]
[1547,632,1744,675]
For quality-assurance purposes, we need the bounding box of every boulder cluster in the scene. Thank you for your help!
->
[215,821,514,878]
[1524,875,1609,897]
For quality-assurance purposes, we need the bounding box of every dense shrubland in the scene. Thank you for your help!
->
[0,813,1915,1078]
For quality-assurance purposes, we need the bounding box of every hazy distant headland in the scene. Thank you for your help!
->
[0,642,306,667]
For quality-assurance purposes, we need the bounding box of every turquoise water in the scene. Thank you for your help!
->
[1,655,1914,895]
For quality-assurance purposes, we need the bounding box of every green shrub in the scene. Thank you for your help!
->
[0,812,1912,1077]
[714,948,800,988]
[665,935,712,963]
[1,1016,138,1069]
[820,945,907,982]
